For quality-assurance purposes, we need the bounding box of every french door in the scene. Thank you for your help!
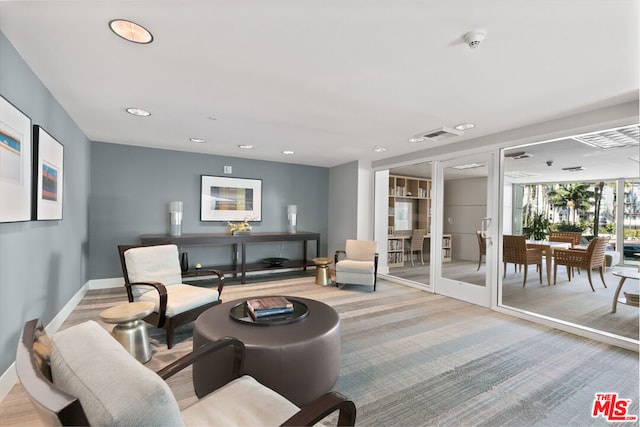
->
[431,152,496,307]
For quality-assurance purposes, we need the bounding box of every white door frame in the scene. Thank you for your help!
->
[431,152,497,307]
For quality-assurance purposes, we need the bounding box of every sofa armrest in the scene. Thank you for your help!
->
[127,281,168,325]
[281,391,357,426]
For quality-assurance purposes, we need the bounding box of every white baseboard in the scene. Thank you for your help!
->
[0,277,118,402]
[0,362,17,406]
[88,277,123,289]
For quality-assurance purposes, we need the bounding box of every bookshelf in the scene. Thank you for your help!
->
[388,175,431,236]
[442,234,452,262]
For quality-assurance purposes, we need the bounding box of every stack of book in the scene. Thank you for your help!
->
[623,292,639,306]
[246,296,294,320]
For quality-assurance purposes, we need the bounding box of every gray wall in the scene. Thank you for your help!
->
[0,32,90,374]
[443,178,488,261]
[89,142,329,279]
[328,161,359,257]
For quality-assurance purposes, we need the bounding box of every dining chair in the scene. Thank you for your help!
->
[502,235,542,287]
[407,228,426,266]
[553,237,607,291]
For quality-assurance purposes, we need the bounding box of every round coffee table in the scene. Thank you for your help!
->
[312,257,334,286]
[99,301,155,363]
[611,269,640,313]
[193,296,340,406]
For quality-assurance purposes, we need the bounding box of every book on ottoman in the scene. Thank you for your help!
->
[246,296,294,319]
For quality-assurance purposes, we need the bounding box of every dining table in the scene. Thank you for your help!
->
[525,240,572,286]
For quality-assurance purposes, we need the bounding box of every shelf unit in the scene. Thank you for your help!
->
[388,175,431,236]
[387,175,452,266]
[442,234,452,263]
[387,237,405,267]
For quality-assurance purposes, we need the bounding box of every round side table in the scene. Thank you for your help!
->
[312,257,333,286]
[100,301,155,363]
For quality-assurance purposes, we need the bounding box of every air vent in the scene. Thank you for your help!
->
[409,127,464,143]
[574,125,639,149]
[505,151,533,159]
[562,166,584,172]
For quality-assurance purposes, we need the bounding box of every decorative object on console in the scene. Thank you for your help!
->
[200,175,262,222]
[0,95,32,223]
[169,201,183,236]
[228,219,252,234]
[261,257,289,267]
[287,204,297,233]
[180,252,189,272]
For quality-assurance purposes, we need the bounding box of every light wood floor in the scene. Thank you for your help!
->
[1,275,638,426]
[391,260,639,340]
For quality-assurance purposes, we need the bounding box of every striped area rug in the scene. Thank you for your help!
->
[2,276,638,426]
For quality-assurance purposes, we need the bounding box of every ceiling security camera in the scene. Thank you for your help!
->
[463,30,487,49]
[546,160,554,166]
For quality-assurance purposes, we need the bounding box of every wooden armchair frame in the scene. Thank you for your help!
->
[118,244,225,348]
[553,237,607,291]
[17,319,357,426]
[502,235,542,287]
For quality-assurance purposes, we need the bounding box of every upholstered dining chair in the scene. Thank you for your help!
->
[16,319,357,426]
[334,239,379,291]
[476,230,487,271]
[406,228,426,266]
[553,237,608,292]
[118,244,224,349]
[502,235,542,287]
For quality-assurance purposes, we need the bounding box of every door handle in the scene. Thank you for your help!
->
[481,218,491,240]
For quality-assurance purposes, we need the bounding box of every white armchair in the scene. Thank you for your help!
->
[334,239,379,291]
[118,244,224,349]
[17,319,357,426]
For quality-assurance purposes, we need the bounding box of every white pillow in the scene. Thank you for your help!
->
[51,320,183,426]
[125,245,183,297]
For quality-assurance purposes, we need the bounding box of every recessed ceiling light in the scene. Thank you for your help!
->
[109,19,153,44]
[125,107,151,117]
[454,123,475,131]
[373,146,387,153]
[189,137,206,143]
[238,144,254,149]
[281,150,294,155]
[408,136,425,143]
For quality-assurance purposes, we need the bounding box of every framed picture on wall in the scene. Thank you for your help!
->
[32,125,64,220]
[200,175,262,222]
[0,95,32,223]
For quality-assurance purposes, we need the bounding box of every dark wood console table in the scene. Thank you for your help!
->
[139,231,320,284]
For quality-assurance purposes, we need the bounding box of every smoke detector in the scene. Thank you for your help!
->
[464,30,487,49]
[408,127,464,143]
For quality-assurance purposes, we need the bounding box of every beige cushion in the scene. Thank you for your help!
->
[139,284,219,316]
[51,321,183,427]
[181,375,299,427]
[124,245,183,297]
[345,239,377,261]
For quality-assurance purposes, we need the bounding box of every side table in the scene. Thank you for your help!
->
[312,257,333,286]
[100,301,155,363]
[611,269,640,313]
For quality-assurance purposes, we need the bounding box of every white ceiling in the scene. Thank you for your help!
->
[0,0,638,169]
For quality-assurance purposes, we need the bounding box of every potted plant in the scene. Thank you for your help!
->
[524,213,550,240]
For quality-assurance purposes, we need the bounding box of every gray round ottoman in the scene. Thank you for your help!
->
[192,296,340,406]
